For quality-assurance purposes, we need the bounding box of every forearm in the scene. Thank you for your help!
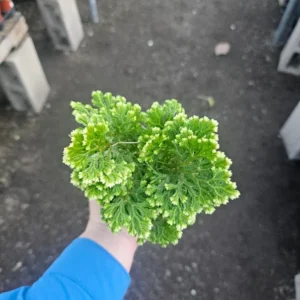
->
[80,199,138,272]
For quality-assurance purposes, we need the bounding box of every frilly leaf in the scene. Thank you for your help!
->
[63,91,240,246]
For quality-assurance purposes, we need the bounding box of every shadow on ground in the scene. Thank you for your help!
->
[1,0,300,299]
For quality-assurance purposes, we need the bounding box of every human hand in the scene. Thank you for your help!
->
[81,200,138,272]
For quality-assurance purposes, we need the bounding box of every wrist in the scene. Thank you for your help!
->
[80,220,138,272]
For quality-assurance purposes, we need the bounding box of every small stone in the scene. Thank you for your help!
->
[147,40,154,47]
[5,197,19,212]
[214,287,220,293]
[192,262,198,269]
[0,176,10,187]
[192,9,197,15]
[230,24,236,30]
[28,249,33,255]
[0,267,3,273]
[262,108,267,115]
[190,289,197,296]
[192,69,199,78]
[265,55,271,62]
[13,134,20,141]
[15,241,23,248]
[11,261,22,272]
[165,269,171,277]
[33,193,40,199]
[87,28,94,37]
[236,265,242,271]
[185,265,192,272]
[207,96,215,107]
[248,80,255,86]
[128,67,134,74]
[0,217,4,226]
[211,250,216,256]
[21,203,29,210]
[214,42,231,56]
[177,276,183,282]
[45,255,54,264]
[45,103,51,109]
[278,0,287,6]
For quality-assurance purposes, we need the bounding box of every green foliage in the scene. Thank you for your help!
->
[63,91,240,246]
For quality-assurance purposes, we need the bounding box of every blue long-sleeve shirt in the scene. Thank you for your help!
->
[0,238,131,300]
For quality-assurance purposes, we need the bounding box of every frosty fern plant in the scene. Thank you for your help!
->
[63,91,240,246]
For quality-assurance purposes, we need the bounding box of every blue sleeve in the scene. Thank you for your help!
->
[0,238,131,300]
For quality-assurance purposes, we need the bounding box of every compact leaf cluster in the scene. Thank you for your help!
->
[63,91,240,246]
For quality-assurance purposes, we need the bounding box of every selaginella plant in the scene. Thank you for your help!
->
[63,91,240,246]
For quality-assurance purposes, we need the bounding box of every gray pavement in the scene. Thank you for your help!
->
[1,0,300,299]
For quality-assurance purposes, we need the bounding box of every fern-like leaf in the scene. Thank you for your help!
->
[63,91,240,246]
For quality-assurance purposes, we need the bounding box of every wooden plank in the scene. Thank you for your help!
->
[0,13,28,64]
